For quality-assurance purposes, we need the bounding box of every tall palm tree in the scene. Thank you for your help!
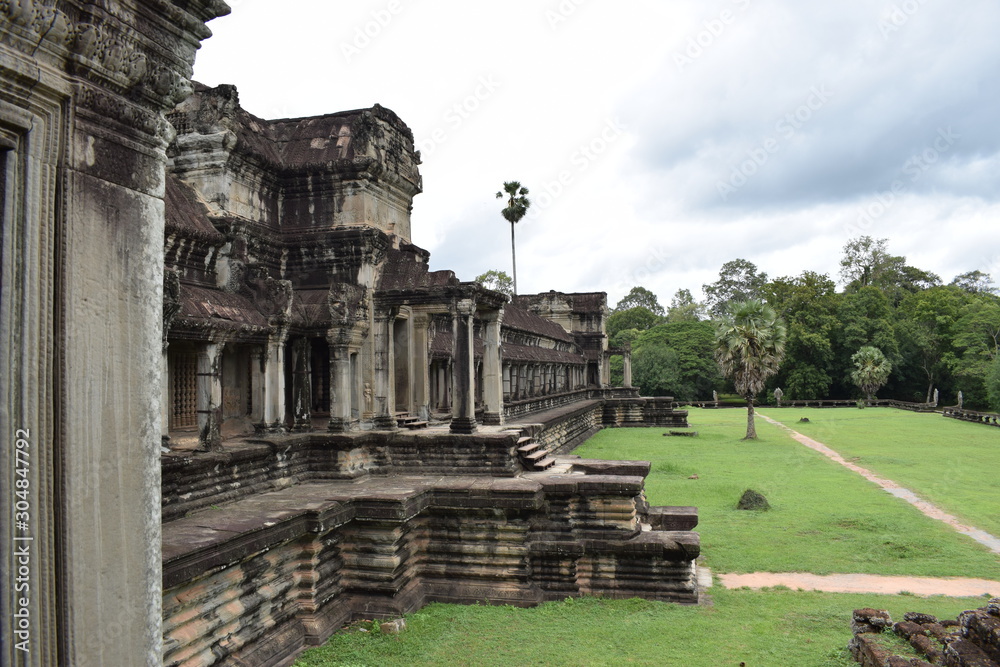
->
[714,299,787,440]
[851,346,891,403]
[496,181,530,295]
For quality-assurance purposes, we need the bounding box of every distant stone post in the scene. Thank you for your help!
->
[774,387,783,407]
[957,391,964,410]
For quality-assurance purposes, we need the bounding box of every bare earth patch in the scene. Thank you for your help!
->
[718,571,1000,597]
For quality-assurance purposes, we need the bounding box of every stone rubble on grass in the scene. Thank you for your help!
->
[848,598,1000,667]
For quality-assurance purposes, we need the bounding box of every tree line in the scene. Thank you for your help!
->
[607,237,1000,412]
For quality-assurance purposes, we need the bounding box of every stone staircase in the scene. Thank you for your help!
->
[395,412,429,430]
[508,427,556,471]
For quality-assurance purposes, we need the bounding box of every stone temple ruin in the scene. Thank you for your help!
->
[1,3,698,666]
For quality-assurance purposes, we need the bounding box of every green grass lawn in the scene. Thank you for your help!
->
[579,409,1000,578]
[294,589,990,667]
[294,408,1000,666]
[757,407,1000,538]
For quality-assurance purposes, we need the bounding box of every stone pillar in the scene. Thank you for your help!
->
[411,312,432,420]
[161,348,171,447]
[197,343,224,451]
[623,349,633,388]
[290,338,312,432]
[451,299,478,433]
[250,346,266,424]
[328,343,356,432]
[373,309,397,430]
[481,309,504,425]
[261,336,286,431]
[600,353,610,388]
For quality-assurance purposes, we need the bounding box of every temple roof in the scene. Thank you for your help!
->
[164,175,225,243]
[502,305,574,343]
[175,284,270,334]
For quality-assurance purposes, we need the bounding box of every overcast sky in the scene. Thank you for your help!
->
[192,0,1000,307]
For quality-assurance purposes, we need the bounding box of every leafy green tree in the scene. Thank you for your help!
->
[632,345,682,397]
[839,236,939,305]
[839,236,905,291]
[949,294,1000,408]
[987,355,1000,412]
[607,307,661,339]
[634,320,721,400]
[835,286,899,395]
[703,259,768,318]
[896,285,970,402]
[474,269,514,298]
[851,346,892,401]
[496,181,530,295]
[615,286,665,315]
[762,272,839,399]
[714,299,787,439]
[951,270,997,295]
[666,288,706,322]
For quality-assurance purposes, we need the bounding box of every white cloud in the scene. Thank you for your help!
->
[193,0,1000,305]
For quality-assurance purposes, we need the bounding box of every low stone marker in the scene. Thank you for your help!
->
[663,430,699,437]
[380,619,407,634]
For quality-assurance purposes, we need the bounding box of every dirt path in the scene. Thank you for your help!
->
[716,571,1000,597]
[756,412,1000,555]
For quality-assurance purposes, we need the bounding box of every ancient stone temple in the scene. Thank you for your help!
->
[2,4,698,666]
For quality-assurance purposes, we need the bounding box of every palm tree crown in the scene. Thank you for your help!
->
[714,299,787,439]
[850,346,891,401]
[496,181,530,295]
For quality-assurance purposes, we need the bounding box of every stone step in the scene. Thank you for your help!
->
[517,442,539,454]
[524,449,547,463]
[533,456,556,470]
[517,436,533,446]
[647,506,699,531]
[403,421,428,429]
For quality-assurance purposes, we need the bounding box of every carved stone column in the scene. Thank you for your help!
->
[260,335,287,431]
[250,346,266,424]
[372,309,397,430]
[290,338,312,432]
[197,343,224,451]
[481,309,504,425]
[327,343,356,432]
[451,299,478,433]
[411,312,432,420]
[623,346,633,389]
[161,348,171,446]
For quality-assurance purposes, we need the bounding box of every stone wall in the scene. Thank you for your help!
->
[0,2,227,664]
[162,469,700,667]
[162,431,522,520]
[503,388,598,420]
[943,407,1000,426]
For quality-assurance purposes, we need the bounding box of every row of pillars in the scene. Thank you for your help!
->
[165,300,504,450]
